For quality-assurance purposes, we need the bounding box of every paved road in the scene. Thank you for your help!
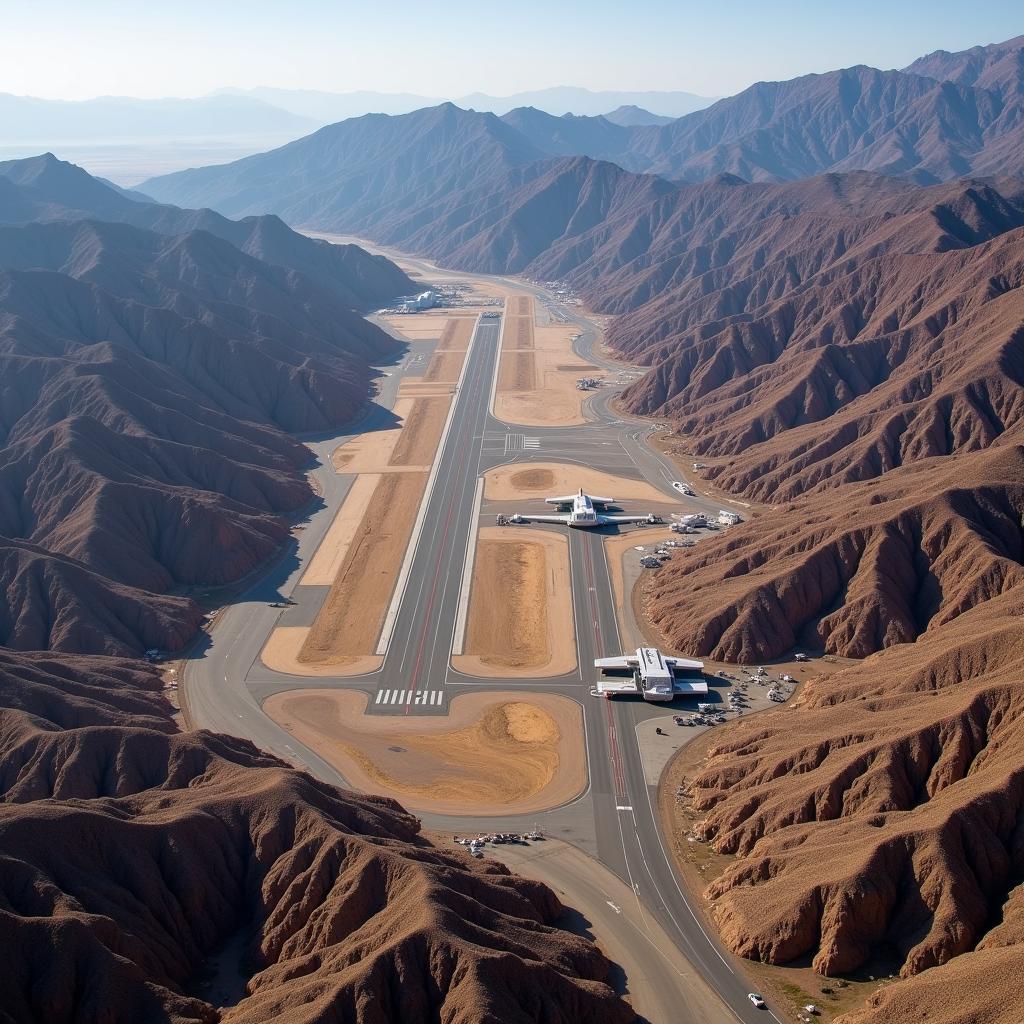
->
[181,275,777,1023]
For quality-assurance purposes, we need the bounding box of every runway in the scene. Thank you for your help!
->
[181,269,778,1024]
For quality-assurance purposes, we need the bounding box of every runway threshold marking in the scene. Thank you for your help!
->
[374,689,443,706]
[503,433,541,452]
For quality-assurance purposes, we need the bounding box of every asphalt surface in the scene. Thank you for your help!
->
[181,269,779,1024]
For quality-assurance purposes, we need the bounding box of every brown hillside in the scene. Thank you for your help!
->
[682,585,1024,1008]
[0,655,634,1024]
[618,203,1024,502]
[0,215,403,655]
[643,445,1024,660]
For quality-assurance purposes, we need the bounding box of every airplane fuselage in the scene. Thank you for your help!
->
[567,493,599,527]
[519,488,658,529]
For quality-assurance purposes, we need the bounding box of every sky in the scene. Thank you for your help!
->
[1,0,1021,101]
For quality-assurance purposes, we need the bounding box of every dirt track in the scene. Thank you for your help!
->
[263,689,587,815]
[497,348,538,391]
[388,396,450,466]
[301,474,381,586]
[423,348,466,383]
[439,316,475,350]
[332,397,414,473]
[453,527,576,678]
[299,471,426,663]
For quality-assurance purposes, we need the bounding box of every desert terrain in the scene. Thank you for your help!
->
[493,295,603,426]
[453,527,576,677]
[9,29,1024,1024]
[263,690,586,815]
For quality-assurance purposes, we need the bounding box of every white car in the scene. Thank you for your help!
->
[748,993,766,1008]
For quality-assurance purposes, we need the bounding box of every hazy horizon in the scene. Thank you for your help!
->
[2,0,1020,102]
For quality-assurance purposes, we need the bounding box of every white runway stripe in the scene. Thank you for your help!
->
[503,434,541,452]
[375,689,444,707]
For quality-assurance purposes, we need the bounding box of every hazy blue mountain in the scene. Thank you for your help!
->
[500,108,635,159]
[603,105,674,127]
[142,36,1024,243]
[216,85,715,121]
[142,103,548,230]
[454,86,715,117]
[216,87,446,122]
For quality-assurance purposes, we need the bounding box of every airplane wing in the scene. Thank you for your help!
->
[544,494,579,506]
[594,655,637,670]
[597,514,657,525]
[589,495,615,508]
[517,514,571,524]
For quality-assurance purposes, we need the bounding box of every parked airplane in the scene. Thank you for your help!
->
[516,488,660,528]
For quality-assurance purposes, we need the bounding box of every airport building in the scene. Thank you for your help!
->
[594,648,708,702]
[399,290,438,312]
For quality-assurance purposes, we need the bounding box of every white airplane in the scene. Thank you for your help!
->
[516,489,660,529]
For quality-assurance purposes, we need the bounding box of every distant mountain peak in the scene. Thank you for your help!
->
[603,104,674,127]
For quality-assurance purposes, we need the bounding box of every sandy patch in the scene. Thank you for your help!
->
[263,689,586,815]
[508,467,556,490]
[507,312,534,349]
[438,316,475,350]
[299,471,426,663]
[484,462,671,504]
[261,627,382,677]
[302,474,381,586]
[423,348,466,383]
[381,315,450,340]
[397,382,457,399]
[388,396,451,467]
[497,347,537,391]
[332,397,413,474]
[494,321,599,427]
[452,527,576,678]
[330,395,449,474]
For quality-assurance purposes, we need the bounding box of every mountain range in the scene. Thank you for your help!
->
[5,30,1024,1024]
[217,85,716,120]
[0,648,633,1024]
[0,92,316,143]
[0,154,415,657]
[143,34,1024,227]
